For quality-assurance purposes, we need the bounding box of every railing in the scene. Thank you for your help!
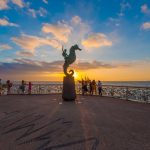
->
[9,84,63,94]
[77,85,150,103]
[101,85,150,103]
[1,84,150,103]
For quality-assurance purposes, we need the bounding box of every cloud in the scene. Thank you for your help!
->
[12,34,61,54]
[0,58,134,76]
[0,44,12,51]
[0,0,45,20]
[38,7,47,17]
[0,18,18,27]
[0,0,25,10]
[67,16,90,47]
[118,1,131,16]
[141,22,150,30]
[0,0,9,10]
[74,60,134,70]
[42,22,72,43]
[28,7,47,18]
[43,0,48,4]
[74,61,116,70]
[41,15,115,52]
[42,15,91,49]
[0,59,63,74]
[28,9,36,18]
[16,51,34,57]
[82,33,112,48]
[42,16,114,50]
[71,16,82,25]
[108,17,120,27]
[141,4,150,15]
[11,0,24,8]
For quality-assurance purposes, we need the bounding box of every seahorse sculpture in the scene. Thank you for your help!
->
[62,44,82,77]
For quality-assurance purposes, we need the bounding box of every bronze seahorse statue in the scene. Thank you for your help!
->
[62,44,82,77]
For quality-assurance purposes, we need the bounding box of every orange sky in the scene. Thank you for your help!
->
[1,59,150,81]
[5,64,149,81]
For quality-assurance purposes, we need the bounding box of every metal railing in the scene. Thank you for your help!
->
[101,85,150,103]
[1,84,150,103]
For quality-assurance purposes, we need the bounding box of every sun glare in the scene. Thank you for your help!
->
[73,71,79,79]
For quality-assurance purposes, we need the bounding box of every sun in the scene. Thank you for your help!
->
[73,71,79,79]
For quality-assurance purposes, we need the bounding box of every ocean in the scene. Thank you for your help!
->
[102,81,150,87]
[5,81,150,87]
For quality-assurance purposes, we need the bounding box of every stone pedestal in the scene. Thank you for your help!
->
[62,76,76,101]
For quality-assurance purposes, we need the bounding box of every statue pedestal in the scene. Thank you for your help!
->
[62,76,76,101]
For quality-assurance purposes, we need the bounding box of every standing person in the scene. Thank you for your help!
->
[84,81,88,95]
[21,80,26,94]
[28,82,32,95]
[89,80,93,95]
[6,80,12,95]
[92,80,97,95]
[98,80,102,96]
[81,80,85,95]
[0,79,2,95]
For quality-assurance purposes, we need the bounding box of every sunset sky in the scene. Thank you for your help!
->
[0,0,150,81]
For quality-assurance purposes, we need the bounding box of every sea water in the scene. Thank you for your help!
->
[4,81,150,87]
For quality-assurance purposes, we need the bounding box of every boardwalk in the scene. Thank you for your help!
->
[0,95,150,150]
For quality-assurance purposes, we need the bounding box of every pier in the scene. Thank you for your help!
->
[0,94,150,150]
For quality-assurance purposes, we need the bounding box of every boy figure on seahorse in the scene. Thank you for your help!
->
[62,44,82,77]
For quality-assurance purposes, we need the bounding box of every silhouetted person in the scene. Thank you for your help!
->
[0,79,2,95]
[81,80,85,95]
[89,80,93,95]
[98,80,102,96]
[6,80,12,94]
[92,80,97,95]
[20,80,26,94]
[83,81,88,95]
[28,82,32,94]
